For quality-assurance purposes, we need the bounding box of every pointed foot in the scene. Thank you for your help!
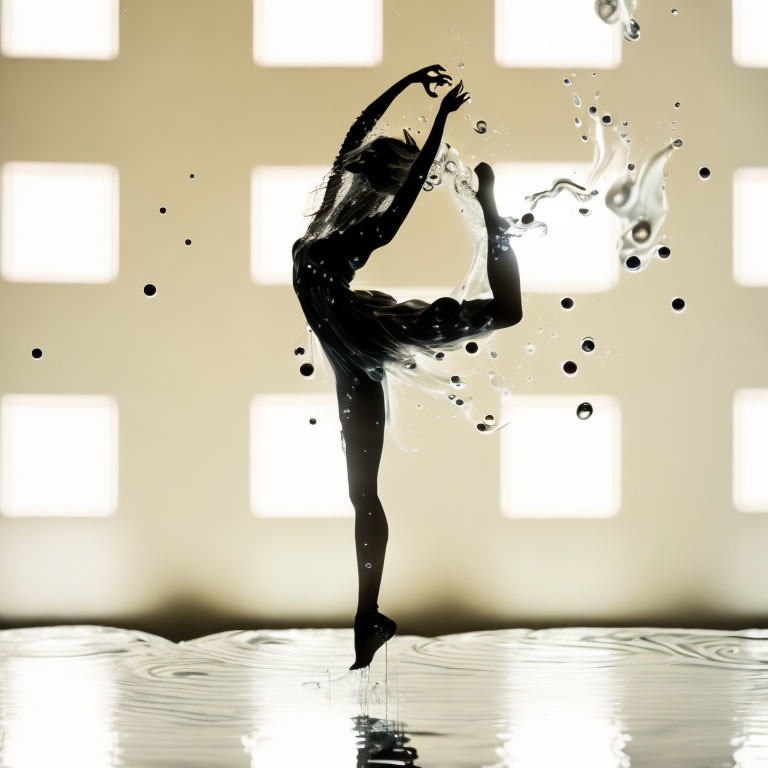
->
[349,611,397,671]
[473,162,508,234]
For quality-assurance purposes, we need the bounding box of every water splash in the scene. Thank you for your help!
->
[595,0,641,42]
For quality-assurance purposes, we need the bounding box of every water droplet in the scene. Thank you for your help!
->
[563,361,578,376]
[632,221,651,243]
[581,135,589,143]
[671,8,678,15]
[672,297,686,312]
[474,120,487,134]
[32,348,42,358]
[674,101,681,108]
[595,90,600,99]
[579,207,591,215]
[419,115,427,123]
[526,343,535,354]
[601,114,612,124]
[699,166,711,180]
[144,284,156,296]
[673,138,683,148]
[450,375,461,384]
[159,207,166,214]
[573,94,581,107]
[423,181,434,192]
[625,255,641,270]
[294,346,305,356]
[577,402,593,420]
[658,245,671,259]
[581,337,596,353]
[628,163,635,171]
[575,117,582,127]
[476,423,487,431]
[455,399,464,406]
[490,350,497,358]
[309,418,317,425]
[458,62,465,70]
[465,341,478,353]
[560,297,574,310]
[435,352,445,360]
[526,376,533,382]
[185,239,192,246]
[365,563,372,569]
[300,363,314,377]
[588,106,597,115]
[563,78,571,86]
[521,212,534,225]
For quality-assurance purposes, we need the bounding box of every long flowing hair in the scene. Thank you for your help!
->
[302,131,420,242]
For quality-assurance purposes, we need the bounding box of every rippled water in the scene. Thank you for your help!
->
[1,626,768,766]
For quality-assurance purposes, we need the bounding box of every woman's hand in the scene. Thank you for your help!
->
[410,64,452,98]
[438,80,471,114]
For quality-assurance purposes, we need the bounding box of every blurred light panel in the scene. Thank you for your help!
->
[1,162,119,283]
[495,0,621,68]
[733,0,768,66]
[253,0,382,66]
[0,0,119,60]
[500,395,621,518]
[251,166,326,284]
[0,395,119,518]
[495,163,620,292]
[250,394,353,517]
[733,389,768,512]
[733,168,768,285]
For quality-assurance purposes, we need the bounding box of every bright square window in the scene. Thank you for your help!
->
[495,162,620,292]
[733,168,768,286]
[733,389,768,512]
[500,395,621,518]
[0,394,119,517]
[1,0,119,60]
[253,0,382,67]
[495,0,622,69]
[733,0,768,67]
[1,162,119,283]
[250,394,353,517]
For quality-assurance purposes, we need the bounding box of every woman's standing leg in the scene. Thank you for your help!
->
[334,365,388,619]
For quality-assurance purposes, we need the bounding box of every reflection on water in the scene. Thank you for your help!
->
[1,625,768,766]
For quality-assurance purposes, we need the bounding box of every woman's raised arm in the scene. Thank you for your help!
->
[316,65,452,214]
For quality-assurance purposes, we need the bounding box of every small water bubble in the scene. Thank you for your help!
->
[632,221,651,243]
[628,163,635,171]
[184,239,192,246]
[658,245,671,259]
[672,297,686,312]
[365,563,372,569]
[419,115,427,123]
[671,8,678,15]
[446,160,457,173]
[550,331,558,338]
[563,78,571,85]
[484,414,495,424]
[455,399,464,406]
[521,212,534,225]
[573,94,581,107]
[448,393,456,400]
[601,114,612,124]
[450,375,461,384]
[675,101,681,108]
[458,62,465,69]
[490,350,497,358]
[144,283,156,296]
[474,120,487,134]
[526,376,533,382]
[581,135,589,142]
[309,418,317,425]
[581,337,596,353]
[435,352,445,360]
[595,90,600,99]
[625,255,641,270]
[32,348,42,358]
[673,138,683,148]
[577,402,593,420]
[622,120,629,127]
[579,207,591,215]
[560,297,574,310]
[300,363,314,376]
[563,361,578,376]
[476,423,488,431]
[526,343,535,354]
[294,346,305,356]
[588,106,597,115]
[699,166,711,180]
[465,341,478,353]
[423,181,434,192]
[159,207,166,214]
[575,117,582,127]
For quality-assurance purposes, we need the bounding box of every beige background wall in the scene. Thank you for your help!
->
[1,0,767,640]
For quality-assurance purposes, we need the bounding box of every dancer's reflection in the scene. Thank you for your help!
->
[352,715,420,767]
[292,66,523,670]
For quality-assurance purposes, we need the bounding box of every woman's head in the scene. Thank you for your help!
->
[342,131,420,194]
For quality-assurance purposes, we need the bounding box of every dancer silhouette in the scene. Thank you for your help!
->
[292,66,523,670]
